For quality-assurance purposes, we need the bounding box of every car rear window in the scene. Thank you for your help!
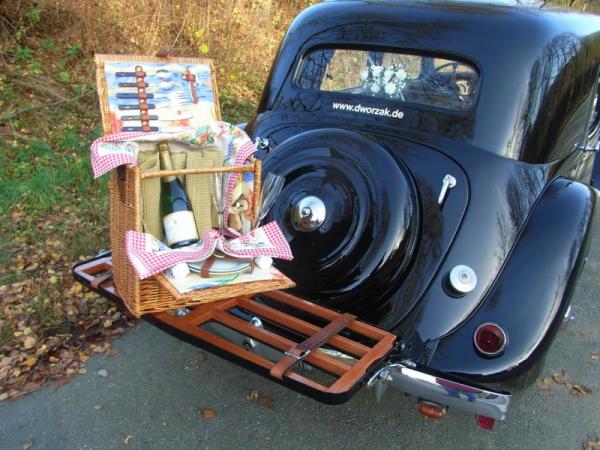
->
[296,48,478,112]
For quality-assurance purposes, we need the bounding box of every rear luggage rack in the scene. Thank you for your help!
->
[74,255,396,404]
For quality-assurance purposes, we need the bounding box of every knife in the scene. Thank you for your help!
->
[117,104,156,110]
[117,93,154,99]
[121,126,159,132]
[120,115,159,121]
[116,71,146,77]
[118,82,149,88]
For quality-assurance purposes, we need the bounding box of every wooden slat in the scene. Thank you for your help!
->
[263,290,387,341]
[185,298,238,325]
[158,312,328,392]
[327,334,396,394]
[153,298,237,327]
[238,297,370,357]
[159,313,271,369]
[151,292,397,397]
[212,310,350,376]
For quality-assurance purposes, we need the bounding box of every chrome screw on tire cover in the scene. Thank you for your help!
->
[448,265,477,294]
[291,196,327,232]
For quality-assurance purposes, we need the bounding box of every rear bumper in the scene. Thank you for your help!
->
[367,362,511,421]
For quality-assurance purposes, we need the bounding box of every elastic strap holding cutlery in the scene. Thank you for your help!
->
[134,65,151,132]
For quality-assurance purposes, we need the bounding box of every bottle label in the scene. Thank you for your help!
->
[163,211,199,246]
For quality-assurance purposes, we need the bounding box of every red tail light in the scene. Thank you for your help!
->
[474,322,507,357]
[477,415,495,430]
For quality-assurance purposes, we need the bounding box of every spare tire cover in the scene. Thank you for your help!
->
[263,128,419,312]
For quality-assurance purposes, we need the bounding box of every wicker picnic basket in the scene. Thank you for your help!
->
[109,160,295,317]
[95,54,295,317]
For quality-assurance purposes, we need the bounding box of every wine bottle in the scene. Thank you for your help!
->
[158,142,199,248]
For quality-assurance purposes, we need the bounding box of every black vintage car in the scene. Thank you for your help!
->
[76,0,600,430]
[247,0,600,423]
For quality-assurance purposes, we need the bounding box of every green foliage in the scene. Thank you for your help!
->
[65,43,82,58]
[41,39,55,51]
[29,59,43,75]
[58,71,70,83]
[219,70,263,124]
[26,7,41,25]
[14,47,32,62]
[0,124,103,219]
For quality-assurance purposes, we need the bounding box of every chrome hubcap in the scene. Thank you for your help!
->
[291,196,326,232]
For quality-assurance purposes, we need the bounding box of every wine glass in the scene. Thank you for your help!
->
[212,172,228,232]
[257,172,285,225]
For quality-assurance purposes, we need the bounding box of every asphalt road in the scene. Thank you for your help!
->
[1,221,599,450]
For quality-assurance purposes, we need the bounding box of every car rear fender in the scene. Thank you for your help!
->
[428,177,597,381]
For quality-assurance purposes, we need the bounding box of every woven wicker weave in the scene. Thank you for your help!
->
[109,161,295,317]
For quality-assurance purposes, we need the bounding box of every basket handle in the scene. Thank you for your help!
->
[140,164,255,179]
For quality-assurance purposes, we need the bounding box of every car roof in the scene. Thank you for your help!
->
[299,0,599,51]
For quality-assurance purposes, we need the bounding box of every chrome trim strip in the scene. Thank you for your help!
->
[368,363,511,420]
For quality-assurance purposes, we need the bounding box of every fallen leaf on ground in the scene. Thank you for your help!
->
[570,384,590,397]
[246,389,275,409]
[553,371,568,384]
[22,441,33,450]
[93,404,102,410]
[200,408,216,419]
[551,370,591,396]
[592,354,600,361]
[584,439,600,450]
[24,357,37,367]
[196,351,207,362]
[23,337,36,350]
[123,435,133,445]
[537,377,552,391]
[106,348,121,357]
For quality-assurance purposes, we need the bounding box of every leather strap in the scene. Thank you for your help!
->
[183,68,198,104]
[200,257,216,278]
[270,312,356,379]
[90,272,113,289]
[134,65,151,132]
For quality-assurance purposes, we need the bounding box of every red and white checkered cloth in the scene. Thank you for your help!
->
[90,131,159,178]
[126,222,292,280]
[218,221,294,260]
[126,229,220,280]
[89,124,257,179]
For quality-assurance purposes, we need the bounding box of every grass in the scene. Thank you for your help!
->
[0,3,313,392]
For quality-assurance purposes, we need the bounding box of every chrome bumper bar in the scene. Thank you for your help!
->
[367,363,511,420]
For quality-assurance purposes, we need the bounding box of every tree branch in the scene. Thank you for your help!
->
[0,90,93,123]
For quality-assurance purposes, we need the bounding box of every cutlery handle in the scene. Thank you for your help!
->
[117,93,154,99]
[121,126,159,132]
[118,104,156,110]
[120,115,159,121]
[116,71,146,77]
[118,82,149,88]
